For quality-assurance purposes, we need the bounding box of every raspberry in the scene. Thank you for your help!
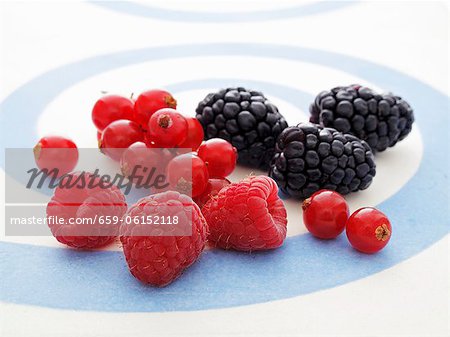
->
[120,191,208,287]
[193,177,231,209]
[46,172,127,249]
[202,176,287,251]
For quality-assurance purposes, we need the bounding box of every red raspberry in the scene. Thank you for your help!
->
[193,178,231,209]
[202,176,287,251]
[120,191,208,287]
[46,172,127,249]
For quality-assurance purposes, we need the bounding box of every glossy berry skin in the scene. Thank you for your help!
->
[194,178,231,209]
[100,120,145,161]
[134,89,177,131]
[302,190,349,239]
[148,108,188,148]
[92,95,135,131]
[33,136,78,177]
[120,142,165,184]
[197,138,237,178]
[346,207,392,254]
[167,153,209,197]
[178,117,204,151]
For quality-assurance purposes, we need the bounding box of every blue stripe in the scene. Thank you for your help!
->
[89,1,358,23]
[0,43,449,311]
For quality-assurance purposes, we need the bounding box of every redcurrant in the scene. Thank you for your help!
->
[302,190,349,239]
[178,117,204,151]
[120,142,165,185]
[167,153,209,197]
[99,120,145,161]
[194,178,231,209]
[33,136,78,177]
[197,138,237,178]
[147,108,188,148]
[346,207,392,254]
[92,95,135,131]
[143,131,156,148]
[134,89,177,130]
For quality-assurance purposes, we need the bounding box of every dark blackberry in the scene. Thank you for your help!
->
[309,84,414,152]
[269,123,376,199]
[195,87,288,168]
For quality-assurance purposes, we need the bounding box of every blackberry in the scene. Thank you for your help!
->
[309,84,414,152]
[269,123,376,199]
[196,87,288,168]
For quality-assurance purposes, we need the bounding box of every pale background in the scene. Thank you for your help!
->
[0,1,449,336]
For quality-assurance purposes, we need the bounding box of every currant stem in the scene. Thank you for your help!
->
[302,198,311,211]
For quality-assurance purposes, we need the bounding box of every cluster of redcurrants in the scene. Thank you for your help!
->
[33,89,238,203]
[302,190,391,253]
[92,89,237,199]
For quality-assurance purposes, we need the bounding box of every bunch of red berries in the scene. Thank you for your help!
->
[92,90,238,199]
[302,189,392,254]
[93,89,200,159]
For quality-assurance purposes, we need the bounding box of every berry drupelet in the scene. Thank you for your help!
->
[309,84,414,152]
[269,123,376,199]
[195,87,288,169]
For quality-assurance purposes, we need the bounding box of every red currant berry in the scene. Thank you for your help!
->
[167,153,209,197]
[143,131,156,148]
[147,108,188,148]
[134,89,177,130]
[33,136,78,177]
[120,142,165,184]
[197,138,237,178]
[194,178,231,209]
[92,95,135,131]
[346,207,392,254]
[96,130,102,142]
[99,120,145,161]
[302,190,349,239]
[178,117,204,151]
